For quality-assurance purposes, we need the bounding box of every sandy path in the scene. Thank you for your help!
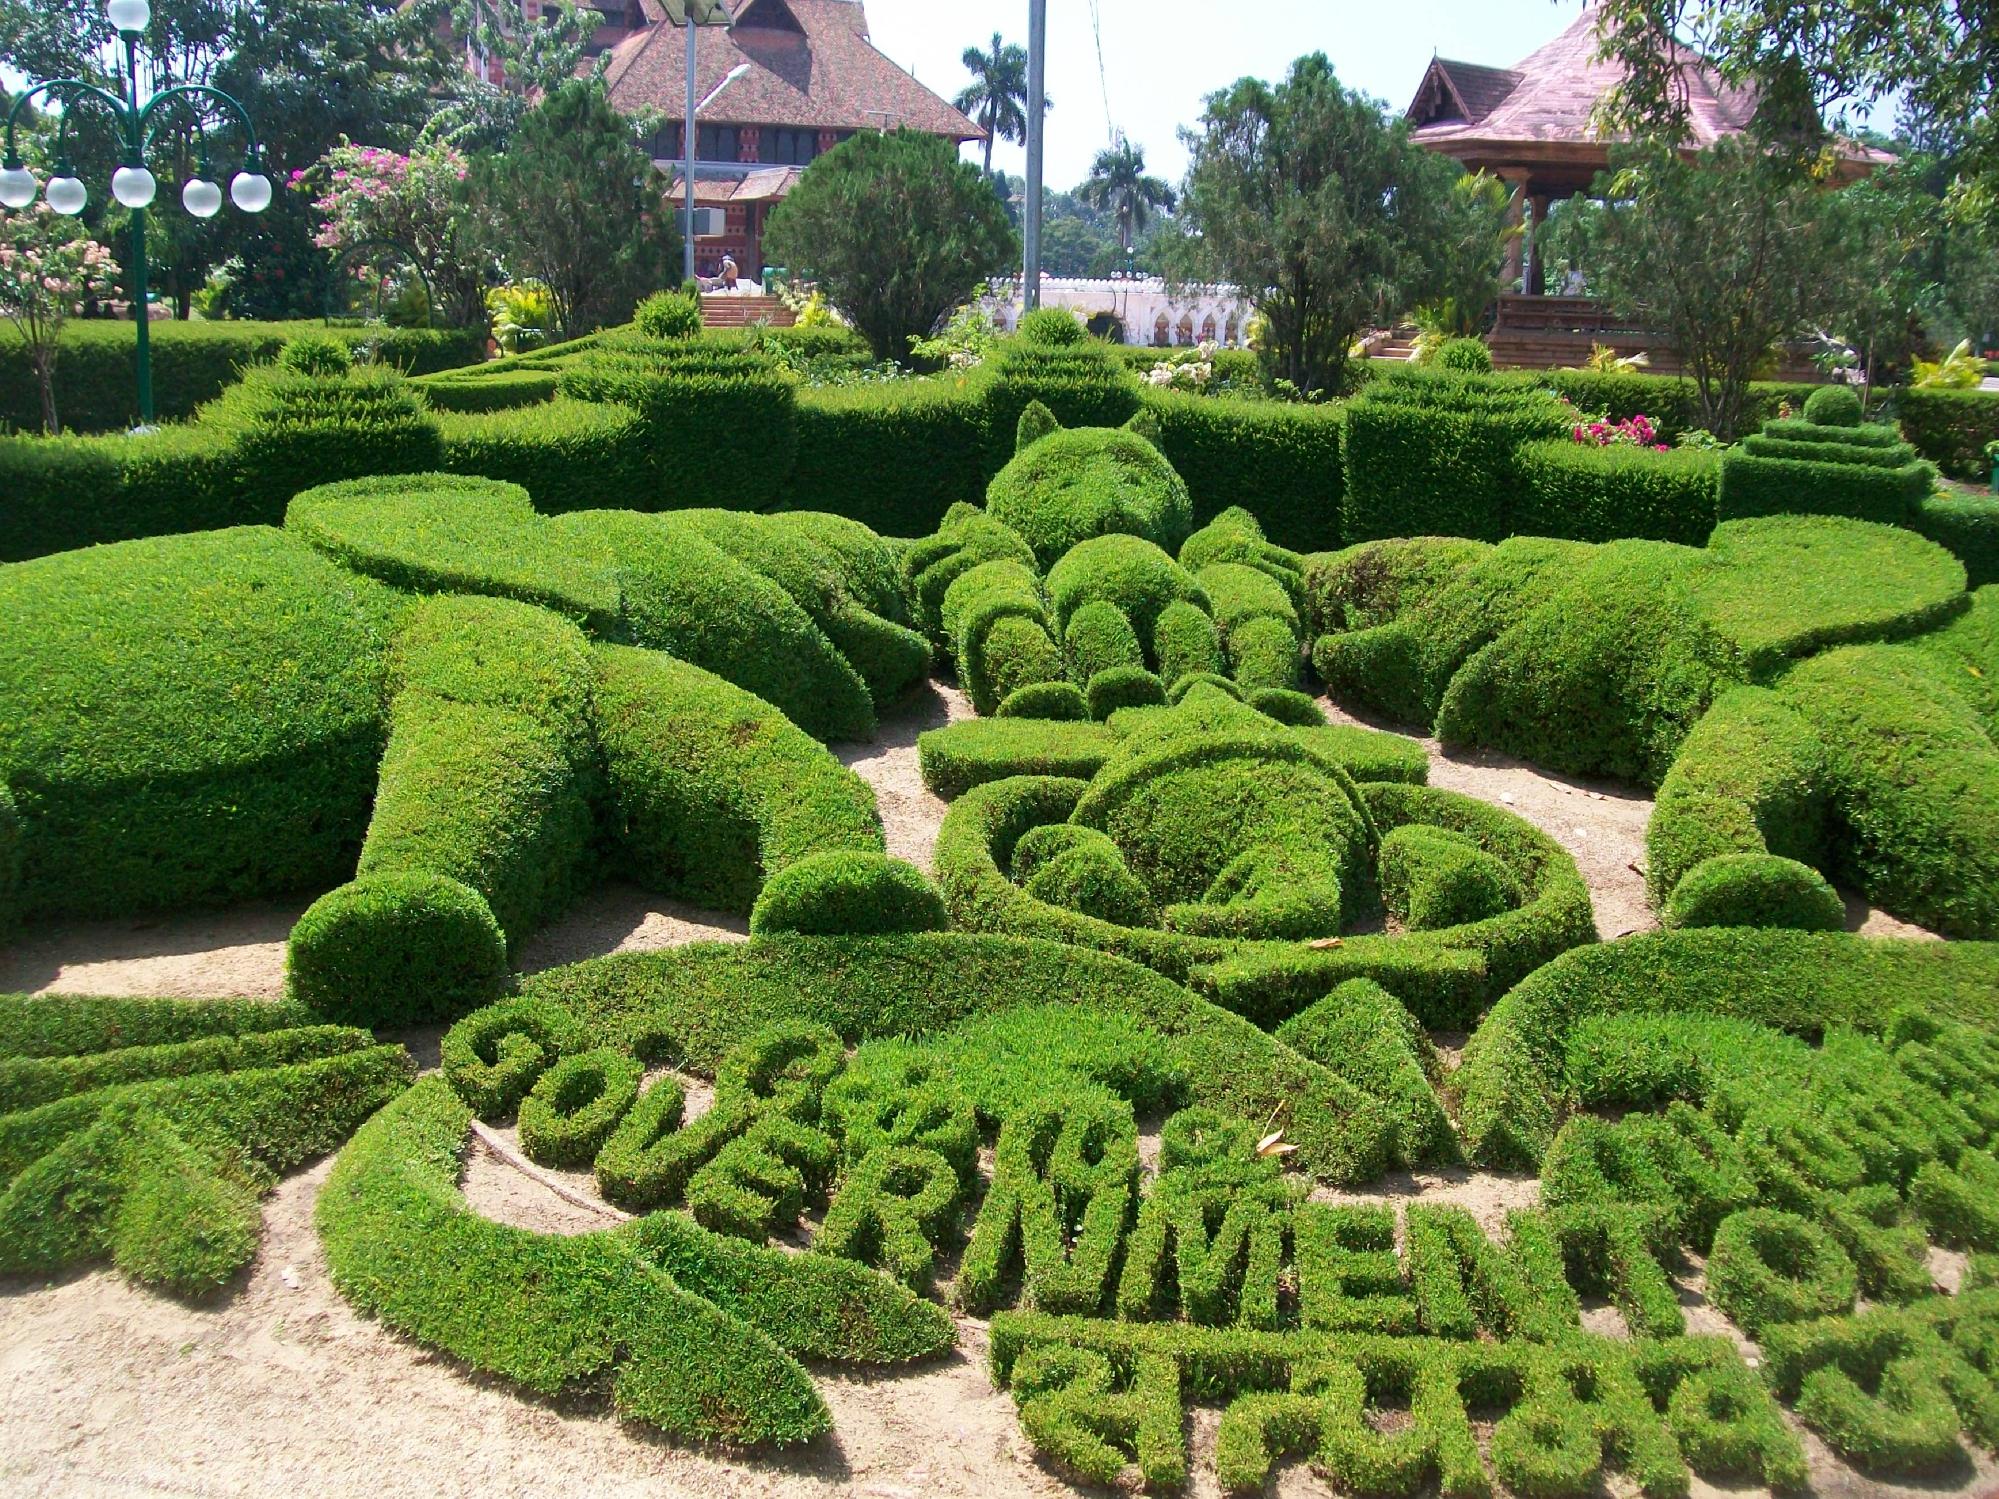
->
[0,680,1968,1498]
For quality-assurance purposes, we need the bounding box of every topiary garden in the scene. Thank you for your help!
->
[3,344,1997,1496]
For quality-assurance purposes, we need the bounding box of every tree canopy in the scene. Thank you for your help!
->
[954,32,1045,181]
[1082,138,1175,255]
[764,127,1018,361]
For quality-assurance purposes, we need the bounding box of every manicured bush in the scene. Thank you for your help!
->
[997,680,1091,720]
[0,1023,373,1114]
[205,363,446,513]
[1340,372,1571,542]
[1707,1209,1859,1336]
[1436,337,1493,374]
[1514,439,1720,545]
[940,559,1063,717]
[1086,664,1167,719]
[1378,824,1523,930]
[591,644,883,912]
[0,319,482,433]
[435,397,654,514]
[1018,307,1088,345]
[439,994,590,1121]
[749,852,946,937]
[1911,493,1999,587]
[317,1077,949,1448]
[1274,980,1453,1168]
[985,405,1194,569]
[551,508,876,742]
[1455,928,1999,1167]
[0,994,319,1061]
[916,717,1115,799]
[1777,642,1999,937]
[517,1048,644,1168]
[1717,448,1932,526]
[412,367,561,412]
[0,423,246,562]
[1804,384,1864,426]
[980,340,1142,471]
[0,526,389,921]
[1063,599,1145,684]
[288,871,510,1028]
[286,473,623,628]
[1662,852,1844,931]
[633,290,703,341]
[1896,386,1999,478]
[1046,533,1208,651]
[1140,391,1343,553]
[788,378,988,537]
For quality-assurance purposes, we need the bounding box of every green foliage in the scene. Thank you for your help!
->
[1662,852,1844,931]
[414,367,561,412]
[1707,1209,1859,1336]
[1911,494,1999,587]
[986,409,1194,570]
[288,871,510,1029]
[787,378,989,536]
[439,994,589,1122]
[1805,384,1864,426]
[0,320,482,435]
[632,289,702,341]
[518,1048,643,1169]
[279,336,355,378]
[917,717,1116,799]
[436,397,654,514]
[1897,387,1999,478]
[1379,824,1524,930]
[765,130,1018,361]
[1341,373,1573,542]
[0,526,388,921]
[748,852,947,938]
[940,559,1063,717]
[318,1077,947,1448]
[1274,981,1453,1168]
[591,644,883,912]
[1137,390,1345,553]
[205,361,447,513]
[1514,439,1721,545]
[1719,410,1934,524]
[1018,307,1087,346]
[1436,337,1494,374]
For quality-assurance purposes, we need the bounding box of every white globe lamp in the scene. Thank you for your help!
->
[111,164,157,208]
[229,168,271,213]
[46,172,88,215]
[0,164,36,209]
[181,175,222,218]
[106,0,151,33]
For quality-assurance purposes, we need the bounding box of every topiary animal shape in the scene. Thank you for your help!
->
[986,401,1194,571]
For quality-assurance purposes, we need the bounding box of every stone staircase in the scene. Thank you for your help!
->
[700,293,797,330]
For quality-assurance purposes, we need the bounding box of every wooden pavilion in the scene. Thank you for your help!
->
[1405,5,1893,371]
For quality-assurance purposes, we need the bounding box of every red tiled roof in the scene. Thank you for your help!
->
[663,164,807,203]
[1407,5,1892,168]
[603,0,983,141]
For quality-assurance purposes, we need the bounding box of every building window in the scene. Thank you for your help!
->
[650,122,685,159]
[697,124,739,162]
[767,129,817,166]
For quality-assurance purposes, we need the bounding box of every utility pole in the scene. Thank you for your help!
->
[1023,0,1046,310]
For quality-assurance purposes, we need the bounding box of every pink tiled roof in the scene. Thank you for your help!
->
[603,0,983,141]
[1407,5,1892,168]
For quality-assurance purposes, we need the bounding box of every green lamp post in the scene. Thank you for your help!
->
[0,0,272,426]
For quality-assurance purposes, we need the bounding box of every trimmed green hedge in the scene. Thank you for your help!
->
[986,406,1194,570]
[436,397,655,514]
[1455,927,1999,1167]
[787,377,988,536]
[411,367,560,413]
[0,526,389,920]
[591,644,883,913]
[1912,493,1999,587]
[1896,387,1999,478]
[317,1076,950,1447]
[0,319,482,433]
[1139,391,1343,553]
[1514,440,1720,546]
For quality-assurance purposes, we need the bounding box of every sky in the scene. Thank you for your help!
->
[859,0,1595,190]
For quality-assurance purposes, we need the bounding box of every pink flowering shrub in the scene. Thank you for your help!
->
[0,202,122,433]
[299,140,490,326]
[1570,411,1670,452]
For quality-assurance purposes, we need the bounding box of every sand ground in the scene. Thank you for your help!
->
[0,685,1966,1499]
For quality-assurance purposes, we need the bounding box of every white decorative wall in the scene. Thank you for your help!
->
[981,277,1255,349]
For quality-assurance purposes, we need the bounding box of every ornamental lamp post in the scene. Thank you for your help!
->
[0,0,272,426]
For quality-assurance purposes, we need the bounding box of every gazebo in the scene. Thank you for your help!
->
[1405,6,1893,370]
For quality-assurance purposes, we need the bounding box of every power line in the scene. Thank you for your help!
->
[1089,0,1113,144]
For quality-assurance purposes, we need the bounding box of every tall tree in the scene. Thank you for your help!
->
[953,31,1045,179]
[1590,138,1833,438]
[431,0,596,152]
[1175,54,1469,395]
[765,128,1017,360]
[1081,137,1174,254]
[471,78,668,338]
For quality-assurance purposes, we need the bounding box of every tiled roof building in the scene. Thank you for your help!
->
[484,0,982,279]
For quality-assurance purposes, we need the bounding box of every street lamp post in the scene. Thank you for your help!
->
[678,0,744,288]
[0,0,271,425]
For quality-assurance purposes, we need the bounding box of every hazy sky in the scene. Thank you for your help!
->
[859,0,1591,190]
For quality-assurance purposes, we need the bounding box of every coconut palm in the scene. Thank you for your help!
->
[1082,137,1176,254]
[954,32,1046,179]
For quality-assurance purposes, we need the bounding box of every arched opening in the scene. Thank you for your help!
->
[1224,314,1240,346]
[1153,313,1171,347]
[1176,312,1196,346]
[1199,313,1219,344]
[1086,311,1125,343]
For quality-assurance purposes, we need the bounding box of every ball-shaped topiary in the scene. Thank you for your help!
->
[749,851,948,937]
[1663,853,1845,932]
[288,871,509,1028]
[634,289,704,340]
[1803,383,1864,427]
[1019,306,1088,346]
[1436,338,1494,375]
[986,410,1196,570]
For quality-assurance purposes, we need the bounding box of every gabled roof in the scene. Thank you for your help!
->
[603,0,983,141]
[1409,57,1523,128]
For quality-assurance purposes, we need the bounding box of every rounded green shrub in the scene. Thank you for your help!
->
[1247,687,1323,726]
[1048,534,1207,649]
[1166,671,1242,705]
[1021,833,1158,928]
[1227,613,1302,692]
[1804,384,1864,427]
[1064,599,1145,685]
[288,871,509,1028]
[1706,1208,1859,1336]
[986,427,1195,570]
[996,681,1090,720]
[1435,338,1495,375]
[1663,853,1844,932]
[749,852,946,937]
[1087,665,1167,720]
[1378,825,1523,931]
[634,289,703,340]
[279,335,354,377]
[1153,599,1225,686]
[1019,307,1088,346]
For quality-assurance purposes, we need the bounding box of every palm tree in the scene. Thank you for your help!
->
[954,32,1045,179]
[1082,137,1176,255]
